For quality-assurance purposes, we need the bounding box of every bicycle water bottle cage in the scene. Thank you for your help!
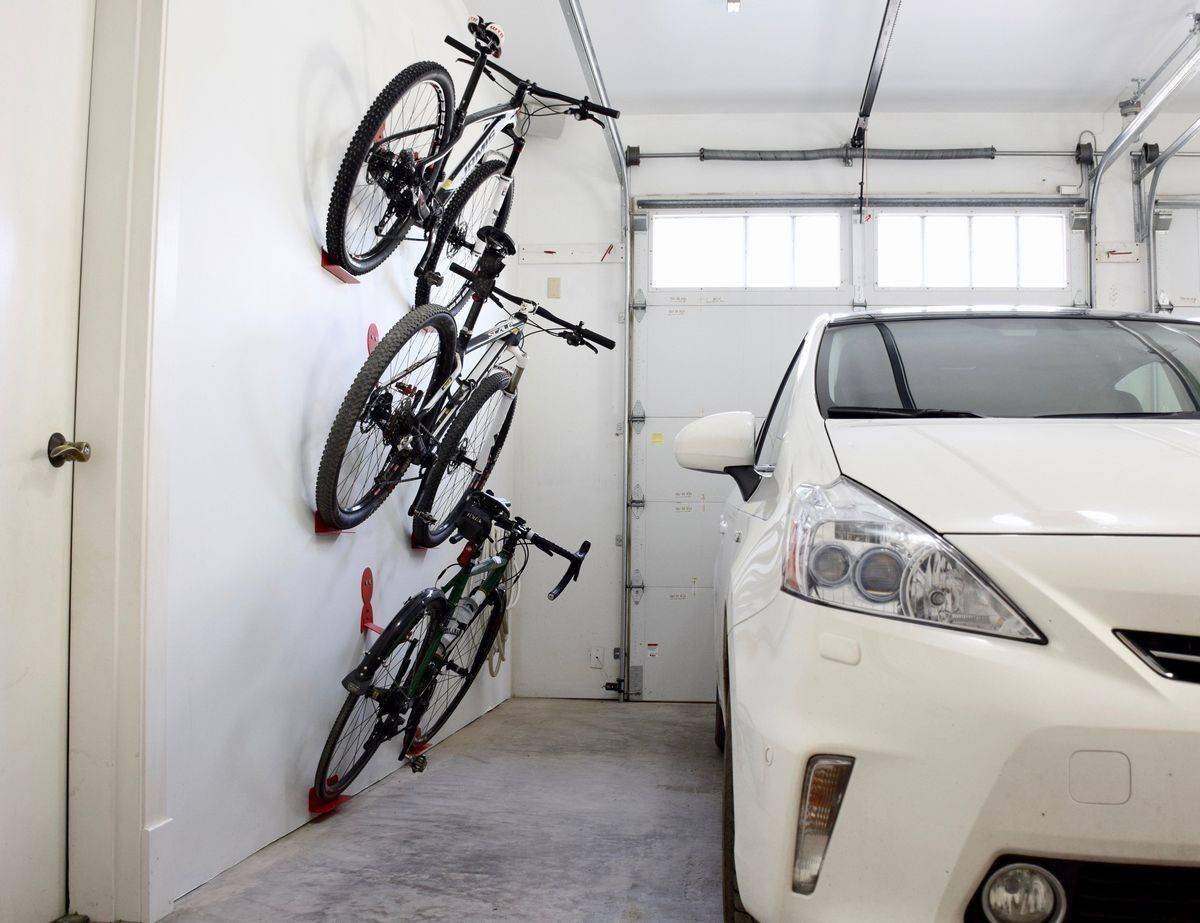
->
[467,15,504,58]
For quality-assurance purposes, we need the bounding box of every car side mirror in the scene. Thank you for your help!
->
[673,411,760,501]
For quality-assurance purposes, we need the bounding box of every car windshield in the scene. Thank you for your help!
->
[816,316,1200,418]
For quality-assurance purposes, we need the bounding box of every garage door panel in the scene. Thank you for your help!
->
[641,306,748,417]
[634,587,716,702]
[635,500,722,588]
[741,307,822,415]
[638,418,732,502]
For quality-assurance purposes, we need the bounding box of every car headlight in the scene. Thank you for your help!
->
[783,478,1042,641]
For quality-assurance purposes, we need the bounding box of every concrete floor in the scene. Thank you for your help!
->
[164,698,722,922]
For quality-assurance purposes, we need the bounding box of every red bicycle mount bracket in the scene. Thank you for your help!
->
[360,566,382,635]
[308,778,351,815]
[313,509,351,535]
[320,249,360,284]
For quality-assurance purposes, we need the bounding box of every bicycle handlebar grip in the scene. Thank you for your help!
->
[444,35,476,58]
[533,305,616,351]
[580,328,616,350]
[584,100,621,119]
[448,262,475,280]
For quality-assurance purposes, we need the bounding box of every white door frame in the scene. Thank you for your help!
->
[69,1,168,920]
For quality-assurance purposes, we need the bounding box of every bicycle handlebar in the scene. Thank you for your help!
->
[449,262,615,351]
[465,491,590,601]
[534,305,617,350]
[530,534,591,601]
[443,34,621,121]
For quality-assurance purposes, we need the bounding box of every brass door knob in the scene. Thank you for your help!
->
[47,432,91,467]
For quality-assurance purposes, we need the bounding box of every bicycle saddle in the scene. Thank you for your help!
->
[467,15,504,58]
[478,225,517,256]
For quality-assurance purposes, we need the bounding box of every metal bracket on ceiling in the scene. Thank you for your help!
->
[849,0,904,149]
[1087,19,1200,307]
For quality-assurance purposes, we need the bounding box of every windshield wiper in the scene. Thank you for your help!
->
[826,405,982,419]
[1035,410,1200,419]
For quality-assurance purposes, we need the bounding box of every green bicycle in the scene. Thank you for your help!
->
[313,490,589,799]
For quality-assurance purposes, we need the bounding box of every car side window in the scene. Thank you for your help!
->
[756,339,805,471]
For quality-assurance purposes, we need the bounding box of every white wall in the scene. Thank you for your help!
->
[506,126,627,698]
[144,1,515,912]
[506,106,1200,701]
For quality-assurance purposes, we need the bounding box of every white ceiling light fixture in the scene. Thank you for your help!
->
[727,0,741,11]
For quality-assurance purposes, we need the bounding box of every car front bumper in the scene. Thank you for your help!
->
[728,535,1200,923]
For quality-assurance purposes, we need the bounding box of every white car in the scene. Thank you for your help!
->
[675,308,1200,923]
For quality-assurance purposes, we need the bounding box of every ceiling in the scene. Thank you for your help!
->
[472,0,1200,115]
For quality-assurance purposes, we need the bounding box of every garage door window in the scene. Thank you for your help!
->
[875,213,1068,289]
[651,213,841,289]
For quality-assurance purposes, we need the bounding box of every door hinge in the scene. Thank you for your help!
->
[627,570,645,604]
[628,484,645,509]
[629,400,646,433]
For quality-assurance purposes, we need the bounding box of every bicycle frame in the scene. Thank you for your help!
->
[404,311,526,477]
[410,49,529,278]
[400,547,510,701]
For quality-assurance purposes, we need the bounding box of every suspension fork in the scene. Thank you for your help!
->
[472,337,524,476]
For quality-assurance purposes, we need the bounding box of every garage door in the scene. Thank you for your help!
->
[624,202,1083,702]
[625,208,851,701]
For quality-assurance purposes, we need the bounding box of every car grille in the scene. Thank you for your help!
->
[1115,629,1200,683]
[966,855,1200,921]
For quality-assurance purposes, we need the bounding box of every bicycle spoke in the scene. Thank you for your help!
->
[429,391,504,526]
[428,169,506,308]
[335,325,445,514]
[343,80,444,262]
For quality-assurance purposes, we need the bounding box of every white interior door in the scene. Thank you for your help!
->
[626,210,845,701]
[0,4,94,920]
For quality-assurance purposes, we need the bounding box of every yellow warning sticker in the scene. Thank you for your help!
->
[651,432,664,445]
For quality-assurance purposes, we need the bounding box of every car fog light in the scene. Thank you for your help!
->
[983,863,1066,923]
[792,755,854,895]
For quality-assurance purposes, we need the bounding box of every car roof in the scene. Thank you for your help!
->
[825,306,1200,326]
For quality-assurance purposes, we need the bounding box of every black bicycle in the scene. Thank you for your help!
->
[324,13,619,311]
[313,490,589,798]
[315,227,616,539]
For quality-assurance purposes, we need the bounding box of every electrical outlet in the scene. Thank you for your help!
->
[588,646,603,669]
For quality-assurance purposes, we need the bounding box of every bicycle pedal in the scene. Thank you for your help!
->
[410,754,428,773]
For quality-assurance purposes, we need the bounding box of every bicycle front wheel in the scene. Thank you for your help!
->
[415,159,514,314]
[409,588,507,748]
[410,370,515,547]
[316,303,457,530]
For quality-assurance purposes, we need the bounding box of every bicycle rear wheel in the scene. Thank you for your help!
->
[313,592,445,799]
[408,588,507,748]
[326,62,454,276]
[316,303,457,530]
[410,370,515,547]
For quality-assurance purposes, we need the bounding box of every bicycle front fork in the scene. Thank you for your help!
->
[470,346,523,477]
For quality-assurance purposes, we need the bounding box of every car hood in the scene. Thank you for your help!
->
[825,418,1200,535]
